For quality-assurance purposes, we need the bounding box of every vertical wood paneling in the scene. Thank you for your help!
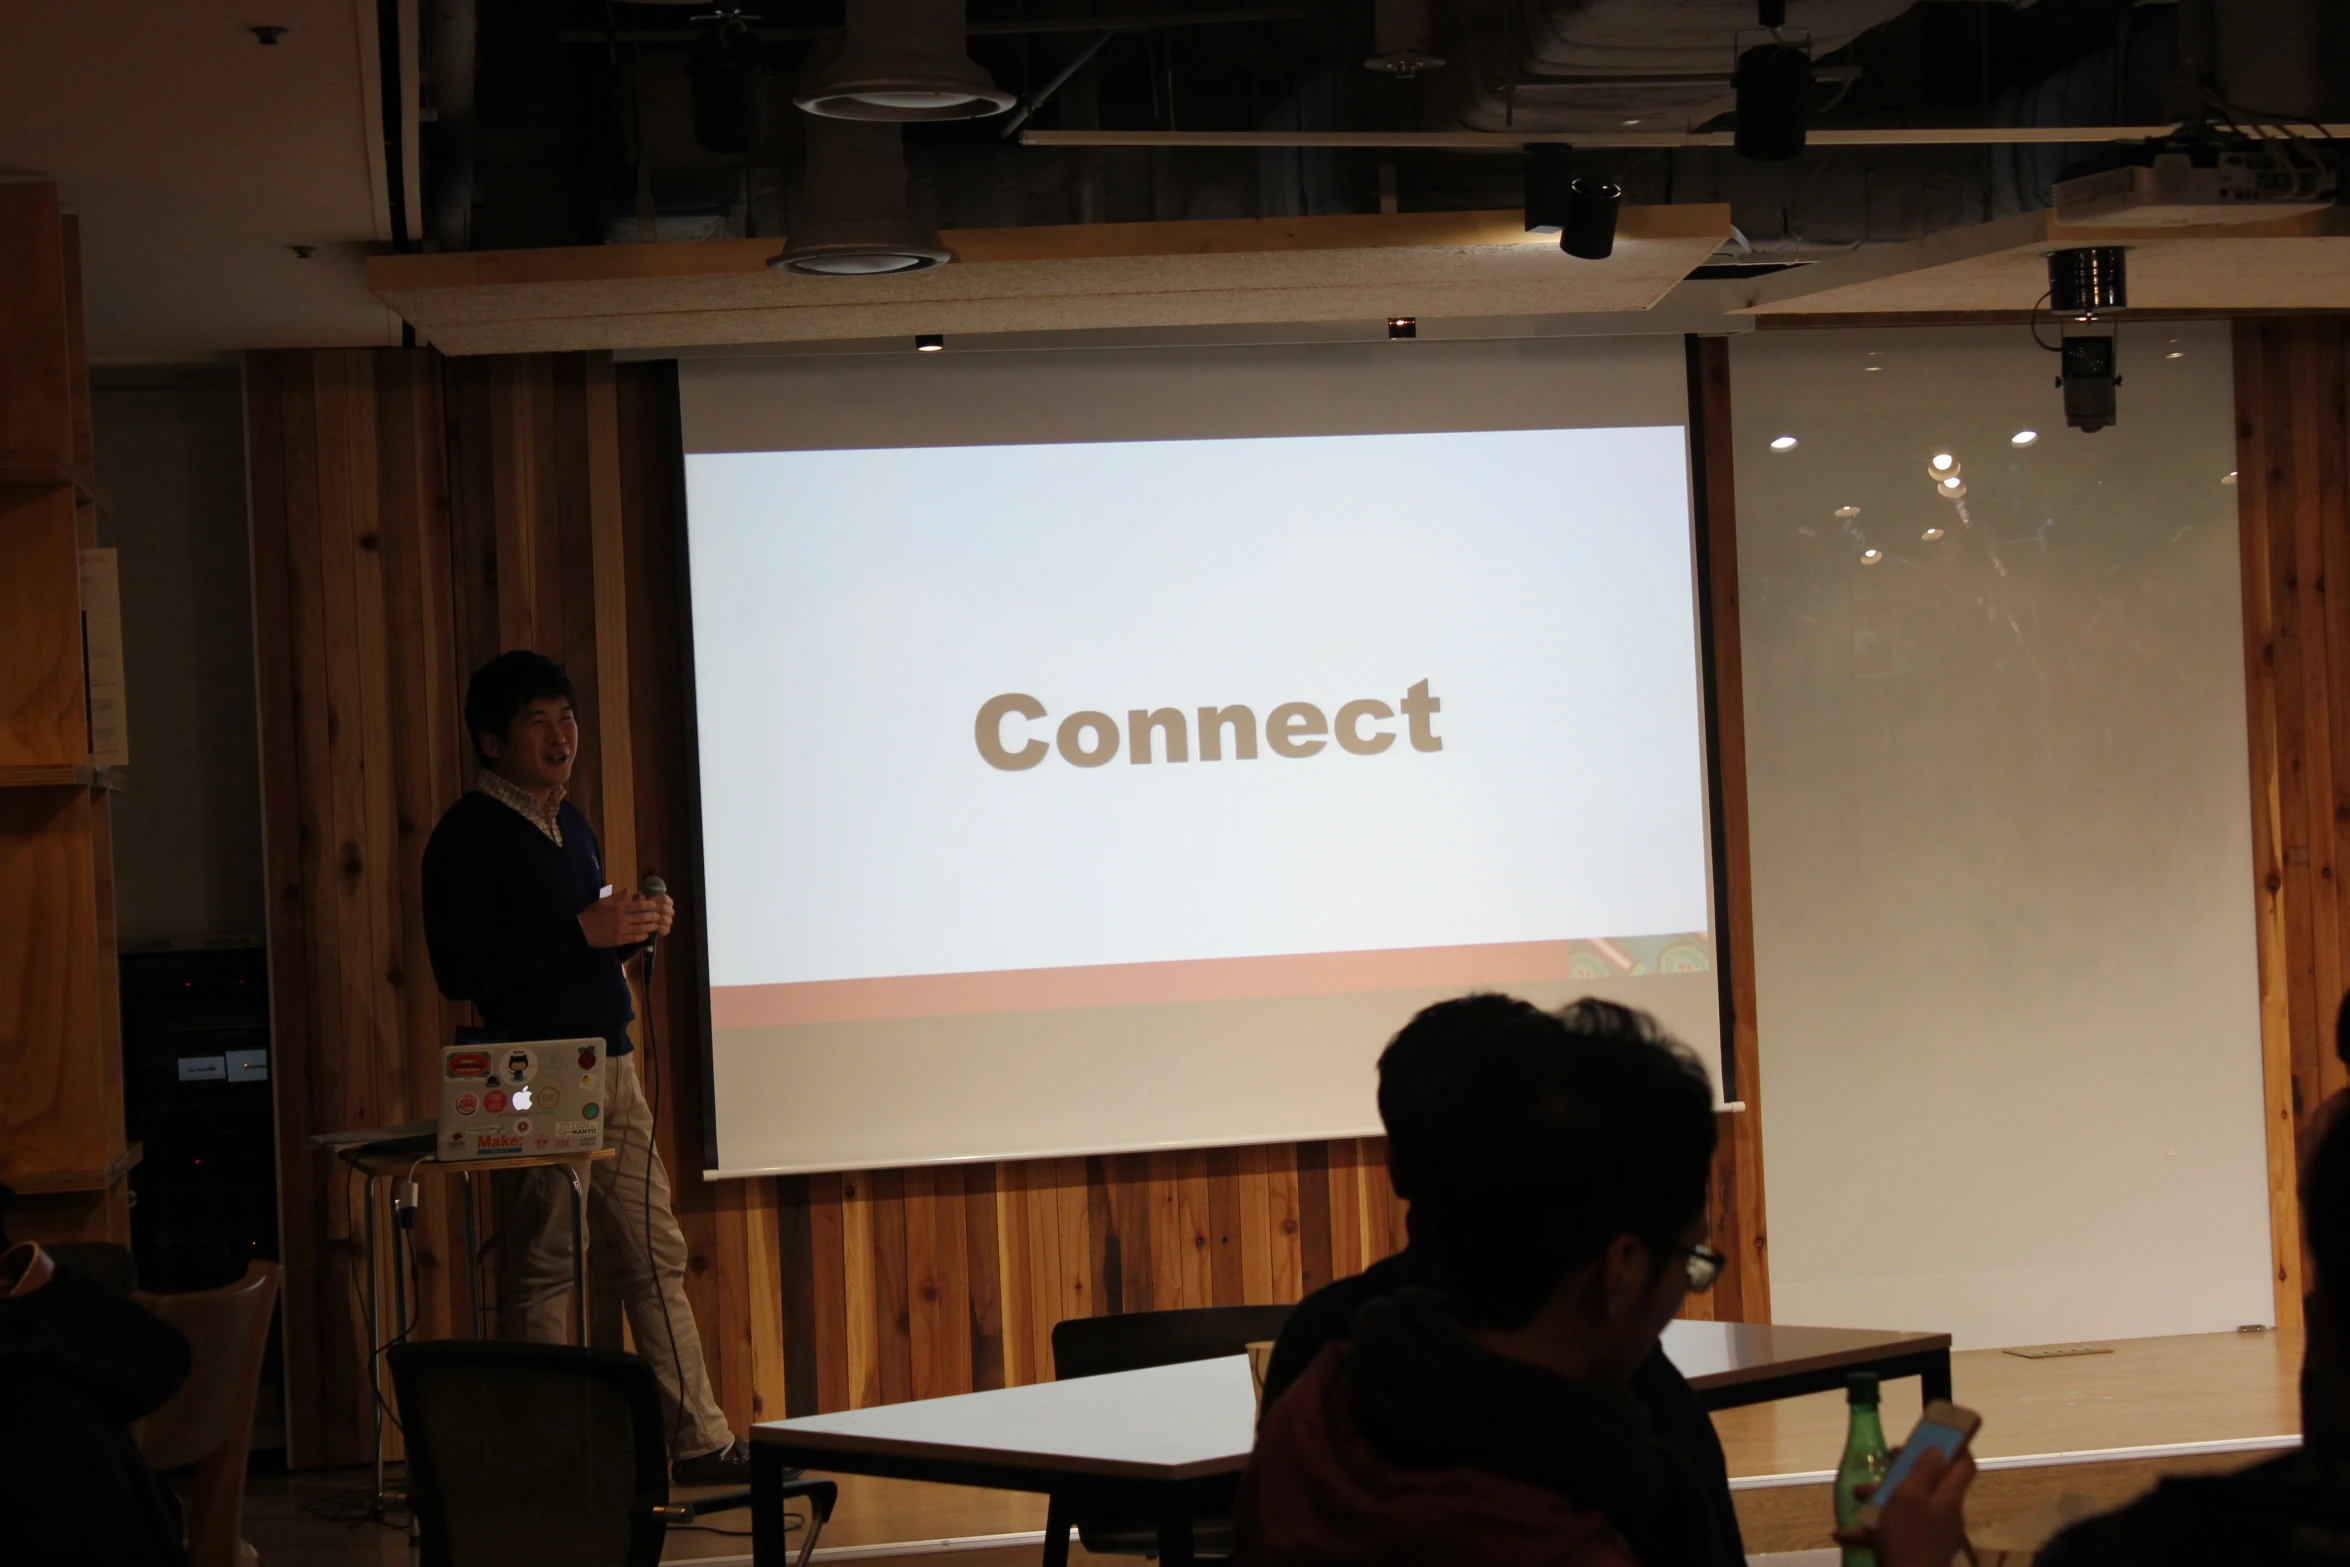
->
[964,1163,1006,1391]
[1691,334,1773,1324]
[2234,318,2350,1333]
[839,1173,880,1408]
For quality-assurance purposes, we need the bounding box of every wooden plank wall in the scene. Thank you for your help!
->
[0,189,130,1247]
[249,347,1770,1463]
[2234,317,2350,1334]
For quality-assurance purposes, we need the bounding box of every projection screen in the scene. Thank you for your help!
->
[676,337,1724,1176]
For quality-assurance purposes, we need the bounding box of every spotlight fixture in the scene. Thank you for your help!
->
[1928,452,1957,475]
[1938,478,1967,498]
[1387,316,1417,340]
[2011,430,2038,447]
[795,0,1015,121]
[690,12,768,155]
[769,116,951,275]
[1769,435,1798,451]
[1833,505,1860,518]
[1861,547,1883,564]
[1733,12,1811,164]
[2223,470,2239,485]
[2048,246,2127,318]
[2057,332,2119,433]
[1562,178,1623,261]
[1922,525,1946,542]
[915,333,945,352]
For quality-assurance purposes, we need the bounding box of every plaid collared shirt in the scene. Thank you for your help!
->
[474,768,565,846]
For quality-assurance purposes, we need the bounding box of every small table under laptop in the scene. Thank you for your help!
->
[321,1131,617,1519]
[746,1318,1953,1567]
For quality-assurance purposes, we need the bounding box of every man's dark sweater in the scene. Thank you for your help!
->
[1259,1242,1745,1564]
[422,791,639,1053]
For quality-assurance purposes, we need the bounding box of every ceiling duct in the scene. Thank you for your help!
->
[794,0,1015,122]
[770,114,952,274]
[1440,0,1915,136]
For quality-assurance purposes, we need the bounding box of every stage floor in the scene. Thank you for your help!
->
[240,1326,2304,1565]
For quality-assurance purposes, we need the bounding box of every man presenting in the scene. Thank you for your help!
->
[423,650,747,1485]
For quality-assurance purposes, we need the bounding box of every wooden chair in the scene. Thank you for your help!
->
[134,1261,282,1567]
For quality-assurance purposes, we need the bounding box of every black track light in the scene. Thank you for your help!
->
[1733,41,1810,161]
[916,333,945,352]
[1387,317,1417,340]
[2057,334,2119,432]
[1562,179,1622,260]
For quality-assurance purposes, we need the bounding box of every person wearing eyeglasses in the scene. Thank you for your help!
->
[1235,997,1974,1567]
[1254,996,1746,1564]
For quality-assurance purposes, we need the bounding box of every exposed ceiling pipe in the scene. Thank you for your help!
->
[770,112,952,274]
[421,0,475,252]
[794,0,1015,122]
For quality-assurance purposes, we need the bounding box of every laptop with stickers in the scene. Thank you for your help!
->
[438,1038,609,1161]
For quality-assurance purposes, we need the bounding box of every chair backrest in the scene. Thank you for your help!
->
[134,1261,278,1469]
[389,1340,668,1567]
[1051,1304,1296,1381]
[133,1259,281,1567]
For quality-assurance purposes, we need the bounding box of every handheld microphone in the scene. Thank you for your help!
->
[640,873,667,984]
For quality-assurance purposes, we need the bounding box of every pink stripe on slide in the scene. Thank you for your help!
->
[710,941,1588,1029]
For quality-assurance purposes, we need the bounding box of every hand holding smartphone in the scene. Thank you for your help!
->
[1856,1400,1982,1529]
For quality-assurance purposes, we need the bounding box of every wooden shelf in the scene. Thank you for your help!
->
[3,1141,142,1195]
[0,761,124,790]
[0,449,111,511]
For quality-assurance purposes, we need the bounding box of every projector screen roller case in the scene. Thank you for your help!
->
[678,343,1722,1176]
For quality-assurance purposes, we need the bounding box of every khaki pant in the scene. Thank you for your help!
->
[497,1052,734,1459]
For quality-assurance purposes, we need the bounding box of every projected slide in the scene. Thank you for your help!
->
[685,422,1717,1174]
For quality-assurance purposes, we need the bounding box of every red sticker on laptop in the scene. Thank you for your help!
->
[454,1092,478,1116]
[446,1051,490,1079]
[484,1089,509,1113]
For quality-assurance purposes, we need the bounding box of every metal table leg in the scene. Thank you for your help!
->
[461,1168,482,1338]
[1040,1494,1074,1567]
[1156,1494,1196,1567]
[566,1158,590,1346]
[365,1167,384,1511]
[751,1441,791,1567]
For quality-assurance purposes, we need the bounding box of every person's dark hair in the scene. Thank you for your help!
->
[2309,1103,2350,1302]
[1376,994,1558,1202]
[1414,997,1717,1330]
[464,651,576,764]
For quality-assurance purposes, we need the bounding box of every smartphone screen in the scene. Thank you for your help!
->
[1870,1415,1970,1509]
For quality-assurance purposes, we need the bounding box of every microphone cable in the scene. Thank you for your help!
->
[637,879,691,1463]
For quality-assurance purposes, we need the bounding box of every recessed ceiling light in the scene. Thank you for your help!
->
[1834,505,1860,518]
[1623,118,1641,126]
[915,333,945,352]
[1770,435,1798,451]
[1861,547,1883,564]
[1864,365,1882,372]
[1930,452,1956,472]
[2222,470,2238,485]
[2011,430,2038,446]
[1921,526,1945,541]
[1940,479,1968,499]
[2166,351,2184,360]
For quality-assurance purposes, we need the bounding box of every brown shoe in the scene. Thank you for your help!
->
[671,1438,801,1487]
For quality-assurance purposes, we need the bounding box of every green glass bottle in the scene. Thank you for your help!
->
[1833,1371,1891,1567]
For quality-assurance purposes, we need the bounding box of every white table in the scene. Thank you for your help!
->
[748,1318,1952,1566]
